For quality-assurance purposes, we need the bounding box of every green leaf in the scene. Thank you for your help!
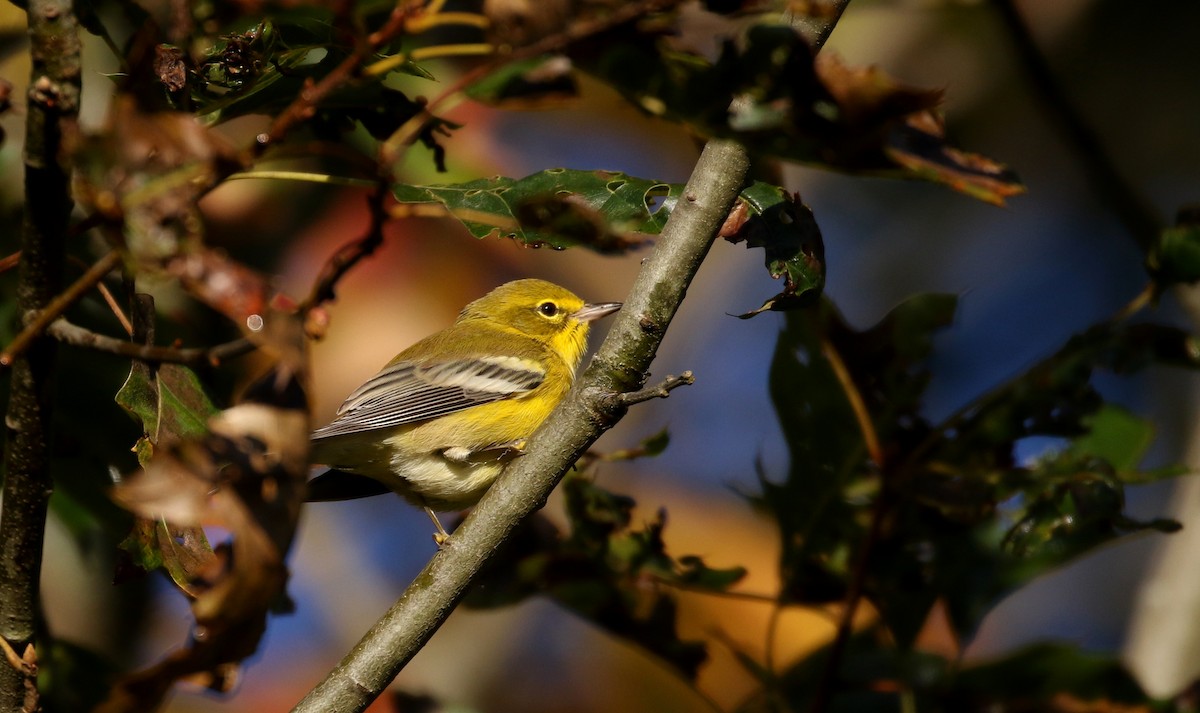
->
[1147,206,1200,285]
[756,297,1196,650]
[947,644,1160,708]
[1068,404,1154,471]
[754,303,873,605]
[565,22,1022,204]
[114,362,220,590]
[156,364,219,440]
[466,475,743,679]
[675,555,747,591]
[116,362,219,449]
[766,640,1163,713]
[393,171,827,307]
[729,184,826,316]
[393,169,674,252]
[115,363,159,441]
[116,518,215,595]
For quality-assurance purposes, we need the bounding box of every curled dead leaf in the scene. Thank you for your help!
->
[104,332,309,713]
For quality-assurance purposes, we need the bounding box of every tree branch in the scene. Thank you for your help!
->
[0,250,120,366]
[990,0,1163,248]
[292,139,751,713]
[45,320,254,365]
[619,371,695,406]
[0,0,80,709]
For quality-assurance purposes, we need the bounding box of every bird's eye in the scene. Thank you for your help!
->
[537,301,559,318]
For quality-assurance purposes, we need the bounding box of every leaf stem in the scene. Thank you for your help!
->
[224,171,380,188]
[808,492,889,713]
[819,337,883,469]
[362,43,495,78]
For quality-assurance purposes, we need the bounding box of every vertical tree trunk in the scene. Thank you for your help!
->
[0,0,80,708]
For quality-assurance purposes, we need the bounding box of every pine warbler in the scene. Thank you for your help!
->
[308,279,621,539]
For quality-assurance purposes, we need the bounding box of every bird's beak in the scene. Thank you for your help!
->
[572,302,622,323]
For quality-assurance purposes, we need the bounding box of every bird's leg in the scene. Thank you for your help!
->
[443,440,526,465]
[423,504,450,546]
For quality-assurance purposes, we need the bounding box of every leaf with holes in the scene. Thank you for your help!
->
[393,169,676,252]
[728,184,826,316]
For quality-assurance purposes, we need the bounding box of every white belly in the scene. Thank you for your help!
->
[386,451,505,511]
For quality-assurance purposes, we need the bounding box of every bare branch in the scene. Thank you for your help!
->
[991,0,1163,248]
[255,3,415,153]
[301,188,389,312]
[619,371,695,406]
[46,320,254,365]
[0,250,120,366]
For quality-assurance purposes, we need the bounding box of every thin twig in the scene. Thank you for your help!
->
[46,319,253,365]
[819,337,883,469]
[363,42,495,78]
[619,371,695,406]
[765,599,782,679]
[0,638,36,713]
[44,187,386,365]
[1110,281,1156,323]
[808,492,889,713]
[380,0,690,163]
[301,188,389,311]
[96,280,134,336]
[224,171,380,188]
[809,316,892,713]
[991,0,1163,249]
[256,2,416,152]
[0,250,121,366]
[67,254,132,335]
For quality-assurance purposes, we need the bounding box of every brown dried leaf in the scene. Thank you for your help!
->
[73,96,238,263]
[154,45,188,92]
[886,112,1026,206]
[166,250,271,333]
[115,519,215,597]
[813,53,943,129]
[103,318,309,713]
[809,55,1023,205]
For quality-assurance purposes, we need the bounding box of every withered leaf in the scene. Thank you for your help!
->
[104,321,309,713]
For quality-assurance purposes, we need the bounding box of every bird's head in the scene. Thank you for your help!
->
[461,279,622,368]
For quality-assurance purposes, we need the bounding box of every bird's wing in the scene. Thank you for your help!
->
[311,355,545,440]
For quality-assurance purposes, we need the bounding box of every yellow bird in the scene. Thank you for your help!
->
[308,279,621,540]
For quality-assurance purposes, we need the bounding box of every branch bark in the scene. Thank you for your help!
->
[0,0,80,709]
[292,139,751,713]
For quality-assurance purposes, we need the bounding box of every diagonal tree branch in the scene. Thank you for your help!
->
[0,0,81,710]
[990,0,1163,248]
[292,138,750,713]
[292,3,859,707]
